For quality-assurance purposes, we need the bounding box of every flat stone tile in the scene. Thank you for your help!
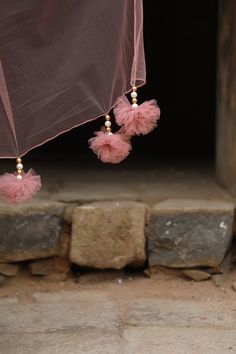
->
[0,330,120,354]
[0,301,118,334]
[124,327,236,354]
[126,299,236,329]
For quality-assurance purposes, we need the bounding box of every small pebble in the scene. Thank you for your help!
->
[117,278,123,285]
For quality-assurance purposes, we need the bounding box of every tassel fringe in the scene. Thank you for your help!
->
[89,131,131,164]
[114,95,160,136]
[0,169,41,203]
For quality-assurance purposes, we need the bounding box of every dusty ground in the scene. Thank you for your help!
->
[1,267,236,354]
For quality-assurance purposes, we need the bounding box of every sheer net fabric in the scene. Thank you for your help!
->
[0,0,145,158]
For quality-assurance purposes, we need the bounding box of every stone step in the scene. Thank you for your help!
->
[70,201,147,269]
[0,200,64,262]
[0,199,235,273]
[148,199,235,268]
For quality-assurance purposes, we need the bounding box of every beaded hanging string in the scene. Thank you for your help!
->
[104,114,112,134]
[130,85,138,108]
[89,84,161,163]
[16,158,23,180]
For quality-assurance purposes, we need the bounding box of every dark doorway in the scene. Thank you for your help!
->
[29,0,218,165]
[142,0,218,161]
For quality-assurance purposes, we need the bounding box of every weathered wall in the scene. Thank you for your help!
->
[216,0,236,195]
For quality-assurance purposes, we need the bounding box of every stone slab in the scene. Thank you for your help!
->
[70,201,147,269]
[0,200,64,262]
[126,299,236,329]
[124,327,236,354]
[0,330,120,354]
[148,199,235,268]
[29,258,54,276]
[182,269,211,281]
[0,263,19,276]
[0,301,118,334]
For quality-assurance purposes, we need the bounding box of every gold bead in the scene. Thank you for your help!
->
[132,86,137,91]
[17,169,22,174]
[132,98,138,103]
[106,127,112,132]
[105,115,110,120]
[17,158,22,163]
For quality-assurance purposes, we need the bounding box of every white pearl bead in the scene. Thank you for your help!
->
[16,175,23,180]
[131,91,137,98]
[105,121,111,128]
[16,163,23,170]
[132,103,139,109]
[108,132,113,135]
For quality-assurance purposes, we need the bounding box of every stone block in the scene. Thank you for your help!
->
[29,258,54,276]
[182,269,211,281]
[148,199,235,268]
[70,201,147,269]
[0,200,64,262]
[0,263,19,276]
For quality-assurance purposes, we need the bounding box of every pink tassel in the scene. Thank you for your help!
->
[89,131,131,163]
[0,169,41,203]
[114,95,161,136]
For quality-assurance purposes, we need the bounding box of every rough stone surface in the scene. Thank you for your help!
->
[182,269,211,281]
[70,201,147,269]
[148,199,235,268]
[0,200,64,262]
[0,263,19,276]
[29,258,54,276]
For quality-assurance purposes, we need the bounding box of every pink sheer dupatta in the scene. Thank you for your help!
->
[0,0,146,159]
[0,0,160,203]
